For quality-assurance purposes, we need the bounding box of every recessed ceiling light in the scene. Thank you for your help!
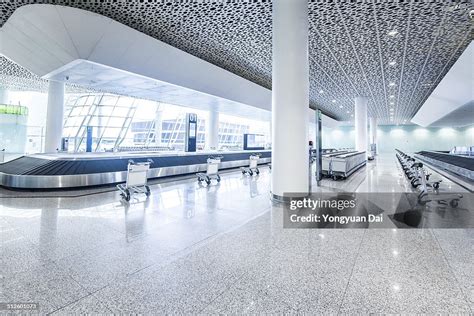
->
[388,82,396,87]
[351,114,354,117]
[390,108,394,111]
[319,90,324,94]
[387,30,398,37]
[346,110,350,114]
[390,102,395,105]
[339,105,343,108]
[389,95,395,98]
[332,99,336,103]
[388,61,397,66]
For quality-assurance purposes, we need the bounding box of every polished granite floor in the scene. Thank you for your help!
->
[0,155,472,314]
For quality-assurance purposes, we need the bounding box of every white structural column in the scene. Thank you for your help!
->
[369,117,377,155]
[44,81,65,153]
[355,97,368,154]
[268,118,272,146]
[272,0,309,198]
[206,109,219,150]
[154,104,163,146]
[0,88,9,104]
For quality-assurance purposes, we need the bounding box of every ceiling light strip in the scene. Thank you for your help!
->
[309,55,353,108]
[395,0,413,124]
[312,27,360,97]
[335,3,378,120]
[372,1,390,121]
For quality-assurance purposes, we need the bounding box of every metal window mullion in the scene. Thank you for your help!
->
[113,99,138,150]
[95,95,120,152]
[75,94,102,152]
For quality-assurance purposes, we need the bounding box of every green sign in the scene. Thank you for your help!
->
[0,104,29,116]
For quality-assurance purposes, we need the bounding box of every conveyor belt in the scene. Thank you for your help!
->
[0,152,271,176]
[0,150,272,189]
[0,156,51,175]
[417,151,474,171]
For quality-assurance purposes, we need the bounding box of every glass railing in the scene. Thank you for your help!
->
[0,104,29,116]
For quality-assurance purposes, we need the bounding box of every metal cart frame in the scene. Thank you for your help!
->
[117,159,153,201]
[197,155,223,185]
[416,166,462,208]
[241,154,261,176]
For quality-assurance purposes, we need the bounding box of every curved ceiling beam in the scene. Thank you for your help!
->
[0,4,271,112]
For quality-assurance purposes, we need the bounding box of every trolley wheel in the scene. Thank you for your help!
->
[242,170,246,175]
[124,189,131,202]
[255,168,260,175]
[332,175,338,181]
[205,176,211,185]
[249,170,253,176]
[145,186,151,197]
[433,182,439,190]
[449,199,459,208]
[217,175,221,182]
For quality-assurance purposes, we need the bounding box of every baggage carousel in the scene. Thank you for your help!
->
[0,150,271,189]
[414,151,474,181]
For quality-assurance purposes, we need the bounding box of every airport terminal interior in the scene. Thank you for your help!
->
[0,0,473,314]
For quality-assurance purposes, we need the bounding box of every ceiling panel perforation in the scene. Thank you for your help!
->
[0,0,472,124]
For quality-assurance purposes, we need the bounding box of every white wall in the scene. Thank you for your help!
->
[8,91,48,127]
[0,114,28,153]
[7,91,49,154]
[323,125,474,153]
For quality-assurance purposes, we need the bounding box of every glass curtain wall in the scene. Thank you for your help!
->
[62,93,270,152]
[63,94,138,152]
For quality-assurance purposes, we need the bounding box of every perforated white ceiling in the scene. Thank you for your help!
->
[0,0,472,124]
[0,56,97,94]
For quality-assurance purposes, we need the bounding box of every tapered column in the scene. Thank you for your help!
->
[355,97,368,154]
[271,0,309,199]
[44,81,65,153]
[206,109,219,150]
[369,117,377,155]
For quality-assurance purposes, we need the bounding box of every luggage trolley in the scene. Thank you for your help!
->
[117,159,153,201]
[241,154,261,176]
[197,155,223,185]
